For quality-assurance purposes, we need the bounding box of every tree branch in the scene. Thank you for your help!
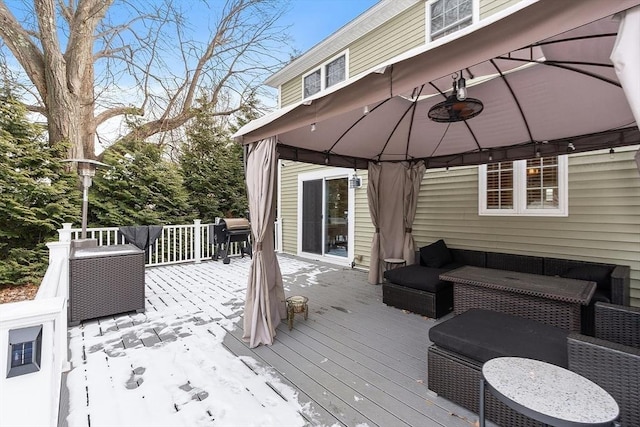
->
[0,1,47,97]
[95,106,143,126]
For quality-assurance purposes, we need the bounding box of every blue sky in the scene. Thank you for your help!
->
[284,0,379,52]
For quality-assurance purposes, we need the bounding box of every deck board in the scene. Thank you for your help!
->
[60,254,486,427]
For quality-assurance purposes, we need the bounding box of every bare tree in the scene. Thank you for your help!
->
[0,0,288,160]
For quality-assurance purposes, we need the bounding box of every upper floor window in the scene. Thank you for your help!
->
[303,51,348,99]
[479,156,568,216]
[428,0,474,41]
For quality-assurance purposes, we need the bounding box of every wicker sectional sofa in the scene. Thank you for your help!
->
[427,302,640,427]
[382,240,630,332]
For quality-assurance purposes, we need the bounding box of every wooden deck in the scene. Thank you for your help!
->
[60,254,485,427]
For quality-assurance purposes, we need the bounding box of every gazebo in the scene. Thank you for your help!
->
[233,0,640,347]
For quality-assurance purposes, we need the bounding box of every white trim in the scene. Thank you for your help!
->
[297,167,355,266]
[301,50,350,99]
[478,155,569,217]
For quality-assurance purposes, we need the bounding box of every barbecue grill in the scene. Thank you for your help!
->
[209,218,252,264]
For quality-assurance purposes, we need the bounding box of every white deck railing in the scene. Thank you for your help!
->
[0,241,70,427]
[63,220,252,266]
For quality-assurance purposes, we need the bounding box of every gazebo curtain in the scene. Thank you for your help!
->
[402,162,426,263]
[367,163,381,285]
[611,5,640,173]
[367,161,425,284]
[243,137,286,348]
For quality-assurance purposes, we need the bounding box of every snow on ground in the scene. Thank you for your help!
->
[65,256,338,427]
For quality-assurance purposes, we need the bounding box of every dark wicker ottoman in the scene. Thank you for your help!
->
[428,309,571,427]
[69,244,145,326]
[382,281,453,318]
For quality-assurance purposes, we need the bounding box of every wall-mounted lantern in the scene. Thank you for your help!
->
[62,159,108,239]
[7,325,42,378]
[348,173,362,189]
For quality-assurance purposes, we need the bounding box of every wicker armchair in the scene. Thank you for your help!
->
[568,303,640,427]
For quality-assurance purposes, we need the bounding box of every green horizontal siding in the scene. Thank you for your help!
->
[349,3,425,76]
[353,171,374,269]
[280,77,302,107]
[480,0,522,19]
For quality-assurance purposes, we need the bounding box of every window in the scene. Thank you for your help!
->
[479,156,568,216]
[302,52,348,99]
[325,55,345,88]
[303,70,321,98]
[428,0,475,41]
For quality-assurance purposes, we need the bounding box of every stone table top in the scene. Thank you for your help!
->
[483,357,619,426]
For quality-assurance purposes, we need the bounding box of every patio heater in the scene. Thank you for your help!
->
[63,159,108,239]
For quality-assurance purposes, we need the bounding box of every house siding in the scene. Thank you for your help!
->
[480,0,522,19]
[411,147,640,308]
[349,2,425,76]
[353,171,374,268]
[280,77,302,108]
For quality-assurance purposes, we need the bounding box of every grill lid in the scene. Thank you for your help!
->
[220,218,250,231]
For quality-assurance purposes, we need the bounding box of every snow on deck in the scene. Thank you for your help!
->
[61,255,480,427]
[64,256,314,427]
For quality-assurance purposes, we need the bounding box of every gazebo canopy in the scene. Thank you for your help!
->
[234,0,640,169]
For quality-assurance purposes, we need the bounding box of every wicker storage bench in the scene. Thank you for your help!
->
[69,244,145,326]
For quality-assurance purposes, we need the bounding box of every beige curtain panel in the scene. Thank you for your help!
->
[367,163,381,285]
[368,161,425,284]
[243,137,286,348]
[402,161,426,263]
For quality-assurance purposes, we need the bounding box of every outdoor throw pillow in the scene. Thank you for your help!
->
[420,239,453,268]
[561,265,612,293]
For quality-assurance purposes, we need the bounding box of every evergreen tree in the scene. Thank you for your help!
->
[180,103,249,222]
[90,139,195,226]
[0,94,81,286]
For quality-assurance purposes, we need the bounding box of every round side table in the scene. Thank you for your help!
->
[480,357,619,427]
[384,258,406,271]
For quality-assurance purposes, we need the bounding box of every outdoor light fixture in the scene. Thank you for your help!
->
[7,325,42,378]
[363,105,369,115]
[428,72,483,123]
[456,75,467,101]
[349,172,362,189]
[63,159,108,239]
[311,123,316,132]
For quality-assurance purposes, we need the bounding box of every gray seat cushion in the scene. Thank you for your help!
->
[429,309,569,368]
[383,265,453,293]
